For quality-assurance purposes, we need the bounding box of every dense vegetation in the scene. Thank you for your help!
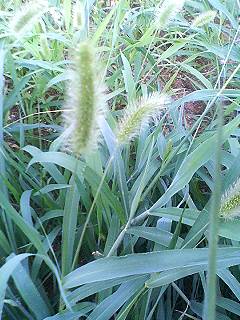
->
[0,0,240,319]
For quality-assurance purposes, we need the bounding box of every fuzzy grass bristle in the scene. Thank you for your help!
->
[192,10,217,28]
[63,41,106,156]
[72,1,85,30]
[116,93,168,145]
[9,1,47,37]
[220,178,240,220]
[154,0,185,30]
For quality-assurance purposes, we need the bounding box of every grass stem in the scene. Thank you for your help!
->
[204,103,223,319]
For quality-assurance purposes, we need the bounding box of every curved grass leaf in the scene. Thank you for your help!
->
[44,302,95,320]
[127,226,183,247]
[11,258,51,319]
[0,254,32,317]
[87,276,147,320]
[64,247,240,289]
[0,194,46,254]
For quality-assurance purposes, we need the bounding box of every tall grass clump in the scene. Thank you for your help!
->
[63,41,106,155]
[1,0,240,319]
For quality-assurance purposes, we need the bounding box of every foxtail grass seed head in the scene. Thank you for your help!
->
[154,0,185,30]
[191,10,217,28]
[73,1,85,30]
[63,41,106,155]
[220,178,240,220]
[117,93,168,145]
[9,0,47,38]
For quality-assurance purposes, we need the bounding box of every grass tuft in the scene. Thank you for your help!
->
[1,0,240,319]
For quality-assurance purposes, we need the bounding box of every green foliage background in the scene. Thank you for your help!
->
[0,0,240,319]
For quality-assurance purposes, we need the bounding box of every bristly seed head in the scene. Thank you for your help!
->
[63,41,106,156]
[72,0,85,30]
[116,93,168,145]
[154,0,185,30]
[9,0,47,38]
[191,10,217,28]
[220,178,240,220]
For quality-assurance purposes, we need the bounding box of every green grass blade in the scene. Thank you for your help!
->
[61,179,80,276]
[87,276,147,320]
[0,194,46,254]
[64,247,240,288]
[11,258,51,319]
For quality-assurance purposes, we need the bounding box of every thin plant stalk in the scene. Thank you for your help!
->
[0,49,16,252]
[72,152,115,269]
[107,137,155,257]
[204,103,223,319]
[136,28,158,83]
